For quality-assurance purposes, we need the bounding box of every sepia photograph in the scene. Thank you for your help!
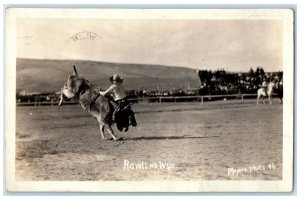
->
[5,8,294,192]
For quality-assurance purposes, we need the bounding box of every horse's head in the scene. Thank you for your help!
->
[58,66,91,106]
[269,81,276,88]
[266,81,277,94]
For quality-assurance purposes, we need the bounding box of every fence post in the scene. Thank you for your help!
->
[201,97,204,104]
[159,97,162,104]
[241,94,244,102]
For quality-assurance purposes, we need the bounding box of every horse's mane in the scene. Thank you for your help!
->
[75,76,110,115]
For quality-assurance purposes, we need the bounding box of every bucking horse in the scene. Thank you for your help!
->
[58,66,137,141]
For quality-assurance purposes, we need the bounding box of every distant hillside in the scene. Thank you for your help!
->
[16,58,200,93]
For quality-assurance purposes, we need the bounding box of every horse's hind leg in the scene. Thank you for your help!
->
[99,124,106,140]
[106,125,119,141]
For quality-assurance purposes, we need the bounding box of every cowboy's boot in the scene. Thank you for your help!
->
[124,126,129,132]
[129,112,137,127]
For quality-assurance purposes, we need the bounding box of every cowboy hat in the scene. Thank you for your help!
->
[110,74,124,83]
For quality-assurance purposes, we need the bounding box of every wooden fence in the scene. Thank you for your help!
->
[127,94,259,104]
[16,93,264,106]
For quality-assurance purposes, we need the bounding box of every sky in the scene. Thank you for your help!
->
[17,18,283,72]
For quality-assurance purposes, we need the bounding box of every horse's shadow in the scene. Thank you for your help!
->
[125,135,219,141]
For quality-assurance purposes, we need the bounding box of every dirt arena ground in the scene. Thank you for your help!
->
[15,100,283,181]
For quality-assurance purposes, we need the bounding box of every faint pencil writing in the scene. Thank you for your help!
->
[70,31,102,41]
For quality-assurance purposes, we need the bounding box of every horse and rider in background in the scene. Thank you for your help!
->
[257,77,283,105]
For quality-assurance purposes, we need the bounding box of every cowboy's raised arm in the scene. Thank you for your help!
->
[99,85,115,97]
